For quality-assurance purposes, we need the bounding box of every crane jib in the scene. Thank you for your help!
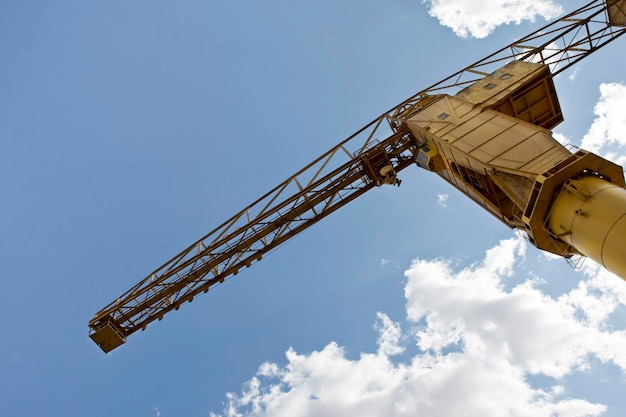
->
[89,0,626,353]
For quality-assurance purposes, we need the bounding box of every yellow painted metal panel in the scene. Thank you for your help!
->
[405,95,571,175]
[608,0,626,26]
[548,175,626,280]
[89,322,126,353]
[405,93,572,231]
[455,60,563,129]
[456,61,545,104]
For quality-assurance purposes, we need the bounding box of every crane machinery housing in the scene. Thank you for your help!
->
[89,0,626,353]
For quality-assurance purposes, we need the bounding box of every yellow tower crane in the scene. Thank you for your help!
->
[89,0,626,353]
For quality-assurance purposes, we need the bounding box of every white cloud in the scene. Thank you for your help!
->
[437,193,448,208]
[406,237,626,379]
[374,312,404,356]
[580,83,626,166]
[422,0,562,38]
[569,67,581,81]
[210,237,626,417]
[552,132,571,147]
[380,258,400,269]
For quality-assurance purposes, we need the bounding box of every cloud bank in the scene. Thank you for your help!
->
[580,83,626,166]
[422,0,562,38]
[210,237,626,417]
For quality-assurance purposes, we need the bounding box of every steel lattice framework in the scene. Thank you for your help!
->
[89,0,626,352]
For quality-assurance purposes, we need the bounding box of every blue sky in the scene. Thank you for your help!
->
[2,1,626,416]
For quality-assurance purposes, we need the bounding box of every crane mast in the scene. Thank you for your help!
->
[90,0,626,353]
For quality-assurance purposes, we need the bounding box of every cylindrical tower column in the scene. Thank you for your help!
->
[548,175,626,280]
